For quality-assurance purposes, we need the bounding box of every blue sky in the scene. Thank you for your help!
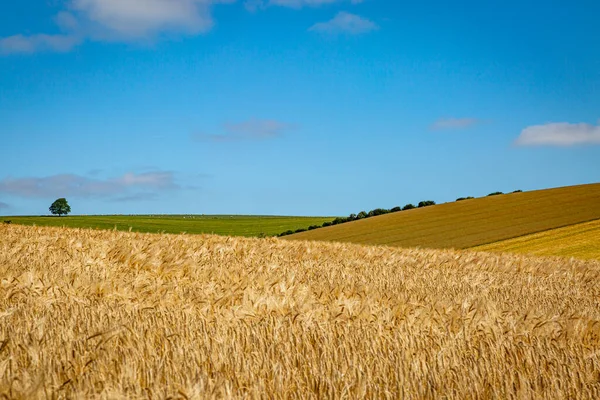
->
[1,0,599,216]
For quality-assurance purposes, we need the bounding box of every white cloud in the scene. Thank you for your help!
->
[0,171,179,199]
[431,118,481,131]
[194,118,294,142]
[70,0,226,40]
[515,122,600,147]
[0,0,232,54]
[309,12,377,35]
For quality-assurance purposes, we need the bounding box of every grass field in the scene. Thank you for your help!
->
[288,183,600,250]
[475,218,600,260]
[1,224,599,398]
[0,215,335,237]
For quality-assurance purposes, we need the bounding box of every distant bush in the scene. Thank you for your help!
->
[487,192,503,196]
[402,204,416,211]
[368,208,390,217]
[331,217,348,225]
[279,230,294,237]
[322,222,332,227]
[512,190,523,193]
[295,228,307,233]
[456,197,475,201]
[356,211,368,219]
[418,201,436,208]
[390,206,402,213]
[308,225,320,230]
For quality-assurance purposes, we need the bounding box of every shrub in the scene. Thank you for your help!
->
[456,197,475,201]
[402,204,416,211]
[418,201,436,208]
[390,207,402,213]
[295,228,307,233]
[512,190,523,193]
[308,225,320,230]
[487,192,503,196]
[368,208,389,217]
[356,211,368,219]
[322,222,332,227]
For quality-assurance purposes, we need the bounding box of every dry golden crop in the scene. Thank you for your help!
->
[1,224,600,399]
[475,219,600,261]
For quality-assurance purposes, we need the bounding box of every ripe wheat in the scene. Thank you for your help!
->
[1,224,599,398]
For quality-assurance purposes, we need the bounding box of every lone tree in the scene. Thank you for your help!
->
[49,198,71,216]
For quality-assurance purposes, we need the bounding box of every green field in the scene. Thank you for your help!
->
[287,183,600,250]
[474,219,600,260]
[1,215,335,237]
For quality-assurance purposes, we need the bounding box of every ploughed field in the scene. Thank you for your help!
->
[1,215,335,237]
[1,224,600,398]
[288,183,600,250]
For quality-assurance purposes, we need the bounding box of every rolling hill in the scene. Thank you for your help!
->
[286,183,600,250]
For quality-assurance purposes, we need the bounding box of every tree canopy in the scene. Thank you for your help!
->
[49,198,71,216]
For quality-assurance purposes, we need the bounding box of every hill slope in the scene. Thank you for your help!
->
[1,224,599,398]
[475,218,600,260]
[287,183,600,249]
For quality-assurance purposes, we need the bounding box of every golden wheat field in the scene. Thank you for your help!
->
[1,225,600,399]
[475,219,600,261]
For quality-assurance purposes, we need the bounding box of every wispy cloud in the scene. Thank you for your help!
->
[1,0,233,54]
[0,171,179,199]
[246,0,362,11]
[194,118,294,142]
[0,34,83,55]
[431,118,481,131]
[515,122,600,147]
[224,119,292,138]
[109,193,160,202]
[309,12,377,35]
[0,201,9,210]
